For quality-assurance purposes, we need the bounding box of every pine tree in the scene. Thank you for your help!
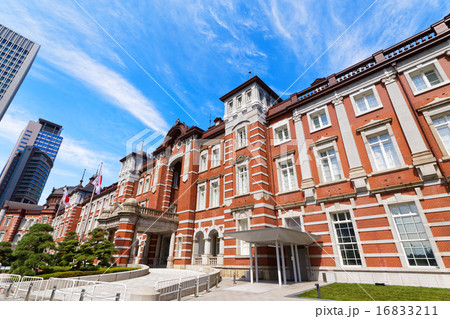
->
[55,231,79,267]
[0,242,14,266]
[10,224,55,276]
[75,228,118,269]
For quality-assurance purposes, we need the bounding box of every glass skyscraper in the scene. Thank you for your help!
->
[0,24,40,122]
[0,119,63,206]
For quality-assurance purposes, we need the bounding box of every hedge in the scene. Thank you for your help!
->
[37,267,140,280]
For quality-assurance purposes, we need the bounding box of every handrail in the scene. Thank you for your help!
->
[138,206,178,221]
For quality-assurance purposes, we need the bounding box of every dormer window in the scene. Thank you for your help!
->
[237,95,242,109]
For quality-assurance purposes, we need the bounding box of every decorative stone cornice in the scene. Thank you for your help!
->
[292,109,302,122]
[331,96,343,107]
[381,74,397,86]
[309,135,338,148]
[356,118,392,132]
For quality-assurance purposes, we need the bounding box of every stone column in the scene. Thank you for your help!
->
[332,96,368,192]
[382,74,438,180]
[203,238,211,264]
[293,109,315,201]
[167,231,176,268]
[153,234,162,267]
[218,236,224,265]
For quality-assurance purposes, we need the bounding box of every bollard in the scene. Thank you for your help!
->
[194,278,199,297]
[5,283,13,297]
[49,285,57,301]
[233,272,236,284]
[79,289,85,301]
[25,282,33,301]
[115,293,121,301]
[315,283,321,299]
[178,282,182,301]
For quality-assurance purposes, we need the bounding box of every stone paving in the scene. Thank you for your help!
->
[119,268,204,300]
[182,277,321,301]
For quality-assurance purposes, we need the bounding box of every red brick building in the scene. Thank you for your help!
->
[1,15,450,287]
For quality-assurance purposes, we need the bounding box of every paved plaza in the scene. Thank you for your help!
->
[119,268,321,301]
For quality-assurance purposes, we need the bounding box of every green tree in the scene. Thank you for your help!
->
[0,242,14,266]
[55,231,79,267]
[10,224,55,276]
[75,228,118,269]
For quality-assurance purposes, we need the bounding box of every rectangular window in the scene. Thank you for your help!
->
[199,150,208,171]
[319,148,342,182]
[237,127,247,148]
[237,95,242,109]
[274,124,290,145]
[331,212,362,266]
[411,68,441,91]
[246,89,252,103]
[3,216,11,227]
[390,203,437,266]
[432,114,450,154]
[237,165,249,195]
[211,145,220,167]
[237,218,249,255]
[228,101,233,113]
[137,179,144,195]
[0,232,5,241]
[308,106,330,131]
[197,183,206,210]
[285,216,302,231]
[352,88,382,115]
[368,132,401,171]
[143,176,150,193]
[278,158,297,192]
[210,179,220,207]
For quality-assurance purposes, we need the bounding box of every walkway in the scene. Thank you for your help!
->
[183,277,321,301]
[118,268,204,300]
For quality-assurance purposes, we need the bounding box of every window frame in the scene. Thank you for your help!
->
[236,126,248,149]
[420,103,450,159]
[330,211,363,266]
[199,149,208,172]
[307,105,331,132]
[360,122,405,173]
[389,203,438,267]
[311,137,345,184]
[404,59,449,95]
[211,144,221,168]
[350,85,383,116]
[272,119,291,146]
[209,177,220,208]
[236,162,249,196]
[196,182,207,211]
[234,210,251,256]
[275,154,298,193]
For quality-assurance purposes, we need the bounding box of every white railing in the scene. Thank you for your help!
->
[0,275,127,301]
[155,270,221,301]
[208,257,218,265]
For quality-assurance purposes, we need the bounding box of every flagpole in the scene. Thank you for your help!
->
[81,162,102,240]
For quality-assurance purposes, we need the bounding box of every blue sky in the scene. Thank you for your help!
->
[0,0,448,204]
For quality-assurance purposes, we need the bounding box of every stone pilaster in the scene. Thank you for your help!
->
[331,96,368,192]
[382,75,439,180]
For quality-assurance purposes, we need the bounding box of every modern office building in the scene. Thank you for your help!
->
[0,119,63,206]
[0,24,40,122]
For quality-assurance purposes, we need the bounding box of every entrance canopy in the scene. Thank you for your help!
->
[225,227,320,286]
[225,227,320,246]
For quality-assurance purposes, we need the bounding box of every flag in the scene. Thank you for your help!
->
[92,165,103,195]
[63,187,71,207]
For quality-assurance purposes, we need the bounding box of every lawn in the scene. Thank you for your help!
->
[299,283,450,301]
